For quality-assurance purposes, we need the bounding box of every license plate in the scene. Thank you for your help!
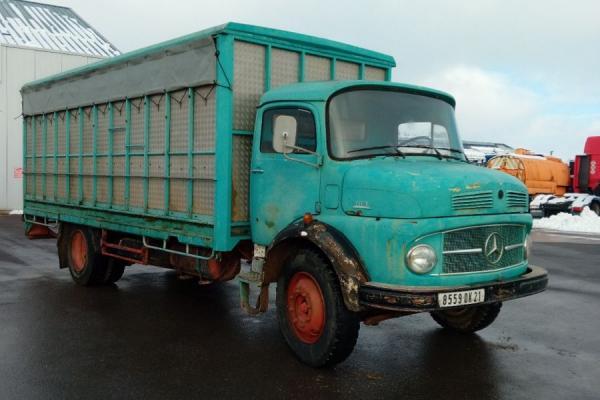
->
[438,289,485,308]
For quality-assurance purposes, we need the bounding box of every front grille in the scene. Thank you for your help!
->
[443,225,525,274]
[452,191,493,211]
[507,191,528,208]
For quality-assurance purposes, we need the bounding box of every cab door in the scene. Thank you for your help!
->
[250,104,322,245]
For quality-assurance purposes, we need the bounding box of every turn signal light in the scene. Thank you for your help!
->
[303,213,313,225]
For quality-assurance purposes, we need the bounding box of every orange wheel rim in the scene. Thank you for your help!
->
[286,271,326,344]
[70,230,87,273]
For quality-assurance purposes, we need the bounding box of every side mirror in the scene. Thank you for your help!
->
[272,115,297,154]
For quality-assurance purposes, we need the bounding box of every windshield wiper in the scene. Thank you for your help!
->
[347,145,406,158]
[398,144,442,160]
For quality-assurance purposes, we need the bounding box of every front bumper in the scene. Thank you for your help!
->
[359,265,548,312]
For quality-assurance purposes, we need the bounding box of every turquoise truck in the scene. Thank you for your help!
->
[21,23,548,367]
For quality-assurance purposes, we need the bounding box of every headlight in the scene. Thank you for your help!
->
[524,235,532,260]
[406,244,437,274]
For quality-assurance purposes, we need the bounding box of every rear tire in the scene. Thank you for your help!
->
[590,202,600,216]
[67,226,109,286]
[104,259,126,283]
[276,248,360,367]
[430,302,502,333]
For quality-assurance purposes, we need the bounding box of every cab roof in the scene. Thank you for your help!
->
[260,80,456,107]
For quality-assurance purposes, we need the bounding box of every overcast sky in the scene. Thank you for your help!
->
[49,0,600,160]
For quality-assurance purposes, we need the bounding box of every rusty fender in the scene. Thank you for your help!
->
[267,220,369,312]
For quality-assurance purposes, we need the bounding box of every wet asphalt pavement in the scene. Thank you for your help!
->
[0,215,599,399]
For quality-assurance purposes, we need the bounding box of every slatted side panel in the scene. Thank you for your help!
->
[271,48,299,89]
[305,54,331,81]
[335,60,359,80]
[233,41,265,132]
[96,106,110,204]
[112,102,126,207]
[23,84,217,222]
[193,86,217,216]
[364,65,387,81]
[231,136,252,222]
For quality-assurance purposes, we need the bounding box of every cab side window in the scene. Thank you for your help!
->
[260,108,316,153]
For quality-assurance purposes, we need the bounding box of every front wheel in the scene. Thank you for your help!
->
[430,302,502,333]
[276,249,360,367]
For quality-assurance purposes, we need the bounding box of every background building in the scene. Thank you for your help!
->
[0,0,119,212]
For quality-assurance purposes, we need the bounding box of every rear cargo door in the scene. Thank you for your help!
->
[250,105,321,245]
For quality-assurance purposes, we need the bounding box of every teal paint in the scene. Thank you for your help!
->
[124,99,131,209]
[187,88,194,216]
[22,117,27,199]
[358,64,365,80]
[143,96,150,212]
[65,111,70,200]
[78,108,83,203]
[108,103,114,207]
[164,92,171,215]
[330,57,336,80]
[265,45,271,91]
[213,33,234,251]
[42,114,47,199]
[92,106,98,205]
[32,115,36,199]
[299,51,305,82]
[53,112,58,199]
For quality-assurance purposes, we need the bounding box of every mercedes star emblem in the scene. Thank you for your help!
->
[484,232,504,264]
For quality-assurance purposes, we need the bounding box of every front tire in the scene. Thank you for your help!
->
[276,248,360,367]
[430,302,502,333]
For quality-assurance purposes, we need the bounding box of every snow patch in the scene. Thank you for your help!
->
[9,210,23,215]
[533,208,600,234]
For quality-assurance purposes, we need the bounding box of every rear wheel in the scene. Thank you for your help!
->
[430,302,502,333]
[67,227,109,286]
[104,259,126,283]
[276,248,360,367]
[590,202,600,216]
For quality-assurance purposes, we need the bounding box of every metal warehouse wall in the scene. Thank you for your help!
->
[0,45,102,212]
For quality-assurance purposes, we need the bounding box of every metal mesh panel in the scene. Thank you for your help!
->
[271,48,299,89]
[364,66,386,81]
[233,41,265,132]
[335,60,359,80]
[97,105,109,154]
[130,99,145,150]
[35,171,43,200]
[25,158,33,195]
[149,94,166,153]
[129,156,144,208]
[112,102,126,155]
[57,174,66,200]
[96,156,109,204]
[194,85,216,151]
[69,111,80,155]
[169,180,187,212]
[305,55,331,81]
[443,225,526,273]
[169,155,187,178]
[82,107,93,154]
[232,135,252,222]
[82,157,93,203]
[69,174,79,202]
[148,178,164,210]
[170,90,189,153]
[149,156,164,177]
[46,116,55,157]
[25,117,33,156]
[57,112,66,155]
[193,181,214,215]
[112,156,125,206]
[193,155,215,180]
[35,117,44,156]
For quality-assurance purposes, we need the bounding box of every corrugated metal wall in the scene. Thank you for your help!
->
[0,45,101,212]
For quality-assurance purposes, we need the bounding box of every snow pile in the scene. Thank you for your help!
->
[9,210,23,215]
[533,208,600,234]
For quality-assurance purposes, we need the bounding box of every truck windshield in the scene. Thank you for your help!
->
[328,89,465,161]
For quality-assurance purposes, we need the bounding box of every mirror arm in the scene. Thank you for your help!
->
[282,138,322,168]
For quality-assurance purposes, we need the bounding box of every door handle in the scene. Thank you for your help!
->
[251,168,264,174]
